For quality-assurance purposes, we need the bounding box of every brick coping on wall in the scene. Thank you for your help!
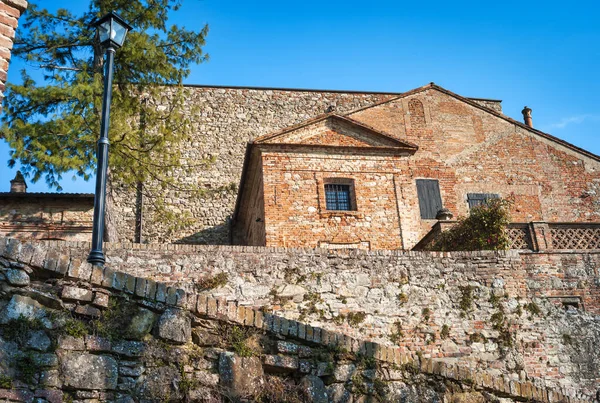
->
[0,236,593,402]
[15,237,600,258]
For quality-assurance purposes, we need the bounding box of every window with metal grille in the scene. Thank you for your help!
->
[416,179,443,219]
[467,193,500,209]
[325,183,353,211]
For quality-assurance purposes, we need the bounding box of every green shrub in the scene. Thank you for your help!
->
[346,311,366,326]
[92,299,138,341]
[440,324,451,339]
[195,272,228,291]
[63,319,89,338]
[430,198,512,251]
[2,315,44,345]
[0,374,12,388]
[15,353,38,384]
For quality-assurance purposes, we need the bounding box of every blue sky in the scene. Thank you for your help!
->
[1,0,599,193]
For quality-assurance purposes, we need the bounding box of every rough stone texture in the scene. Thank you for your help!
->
[157,308,191,344]
[59,352,118,390]
[219,352,264,399]
[0,294,47,324]
[25,329,51,351]
[126,307,155,339]
[61,285,93,301]
[4,268,29,285]
[111,86,395,244]
[0,238,596,402]
[300,375,328,403]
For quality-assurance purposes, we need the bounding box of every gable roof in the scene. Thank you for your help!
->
[253,113,418,152]
[347,82,600,163]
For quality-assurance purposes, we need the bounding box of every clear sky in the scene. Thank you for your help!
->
[1,0,599,193]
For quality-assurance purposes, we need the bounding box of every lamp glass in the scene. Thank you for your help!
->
[98,21,111,43]
[111,21,128,46]
[95,14,130,48]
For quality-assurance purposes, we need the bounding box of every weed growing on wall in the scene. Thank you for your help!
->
[194,272,228,292]
[430,198,512,251]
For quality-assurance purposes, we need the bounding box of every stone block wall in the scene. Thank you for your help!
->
[7,238,600,398]
[111,87,396,244]
[0,237,592,402]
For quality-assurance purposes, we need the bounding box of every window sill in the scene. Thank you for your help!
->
[320,210,364,219]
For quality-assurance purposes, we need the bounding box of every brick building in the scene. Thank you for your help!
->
[232,83,600,250]
[0,171,94,241]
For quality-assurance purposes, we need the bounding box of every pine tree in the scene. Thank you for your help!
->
[1,0,209,240]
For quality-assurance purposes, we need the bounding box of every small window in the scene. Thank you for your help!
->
[325,183,354,211]
[416,179,443,219]
[467,193,500,209]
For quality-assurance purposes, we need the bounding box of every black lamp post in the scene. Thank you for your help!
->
[87,12,132,267]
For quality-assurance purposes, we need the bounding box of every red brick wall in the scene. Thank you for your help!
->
[0,0,27,102]
[261,151,407,249]
[348,89,600,248]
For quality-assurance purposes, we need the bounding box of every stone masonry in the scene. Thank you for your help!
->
[5,237,599,399]
[0,236,595,402]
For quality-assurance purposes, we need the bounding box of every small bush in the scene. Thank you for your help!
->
[430,198,512,251]
[525,302,542,316]
[0,374,12,388]
[63,319,89,338]
[421,308,432,322]
[440,324,451,339]
[389,321,404,344]
[346,311,367,326]
[16,353,38,384]
[195,272,228,291]
[459,286,476,313]
[223,326,259,358]
[2,315,44,345]
[92,299,138,341]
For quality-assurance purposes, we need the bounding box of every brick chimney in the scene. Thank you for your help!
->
[10,170,27,192]
[522,106,533,128]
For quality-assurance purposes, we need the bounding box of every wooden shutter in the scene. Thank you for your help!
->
[467,193,499,209]
[416,179,443,219]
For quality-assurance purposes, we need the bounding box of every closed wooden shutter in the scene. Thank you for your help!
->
[416,179,443,219]
[467,193,499,209]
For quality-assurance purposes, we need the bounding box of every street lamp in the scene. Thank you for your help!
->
[87,12,132,267]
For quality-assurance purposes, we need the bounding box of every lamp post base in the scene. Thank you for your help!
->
[87,250,106,267]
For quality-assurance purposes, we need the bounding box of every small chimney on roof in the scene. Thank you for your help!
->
[522,106,533,128]
[10,170,27,193]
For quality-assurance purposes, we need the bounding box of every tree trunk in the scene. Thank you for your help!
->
[103,171,120,243]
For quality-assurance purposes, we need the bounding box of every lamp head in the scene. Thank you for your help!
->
[92,12,132,49]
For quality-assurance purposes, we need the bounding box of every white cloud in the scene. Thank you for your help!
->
[547,114,600,130]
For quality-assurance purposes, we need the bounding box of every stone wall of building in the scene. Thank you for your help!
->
[0,195,93,241]
[9,237,599,398]
[3,238,592,402]
[111,87,397,244]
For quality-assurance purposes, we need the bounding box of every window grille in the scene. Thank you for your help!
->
[325,184,352,211]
